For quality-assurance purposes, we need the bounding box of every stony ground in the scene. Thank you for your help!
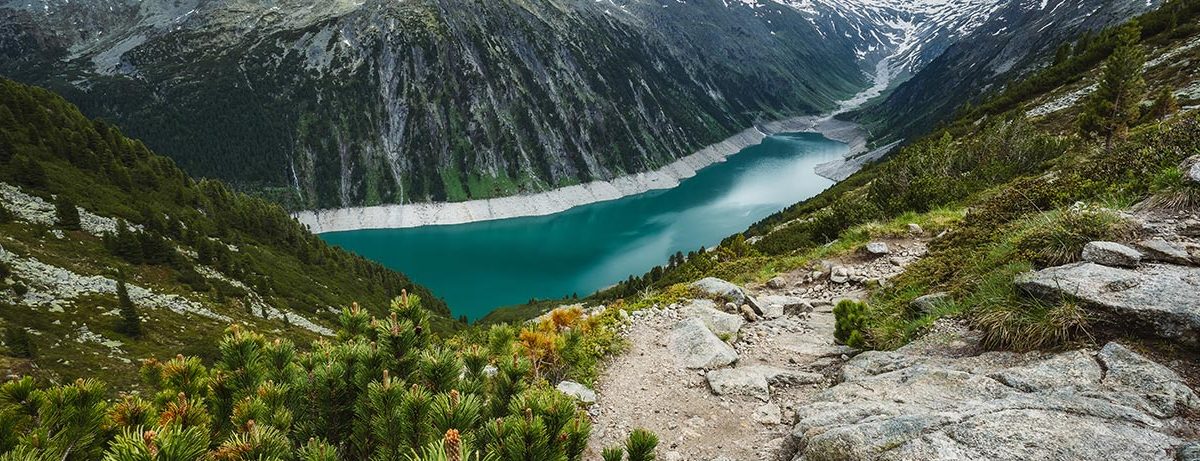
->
[586,238,928,460]
[584,213,1200,460]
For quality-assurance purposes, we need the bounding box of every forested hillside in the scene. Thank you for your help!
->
[0,0,872,209]
[0,78,454,388]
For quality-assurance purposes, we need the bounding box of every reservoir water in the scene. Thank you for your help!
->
[321,132,846,320]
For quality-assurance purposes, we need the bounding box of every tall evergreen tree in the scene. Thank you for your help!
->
[54,195,81,230]
[115,279,142,338]
[1078,23,1146,147]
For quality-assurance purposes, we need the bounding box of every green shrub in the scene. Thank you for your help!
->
[4,325,34,358]
[0,204,13,224]
[1003,208,1131,268]
[833,300,869,348]
[175,267,211,293]
[625,429,659,461]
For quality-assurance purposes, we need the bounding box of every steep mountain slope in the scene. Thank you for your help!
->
[0,78,454,389]
[0,0,1017,212]
[1,0,870,210]
[856,0,1165,142]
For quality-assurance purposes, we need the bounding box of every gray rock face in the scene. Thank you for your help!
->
[1189,160,1200,184]
[1134,239,1196,265]
[866,241,891,255]
[556,380,597,404]
[790,342,1198,461]
[691,277,763,316]
[679,299,745,337]
[706,368,770,401]
[1017,262,1200,344]
[910,292,951,315]
[669,317,739,369]
[1081,241,1142,268]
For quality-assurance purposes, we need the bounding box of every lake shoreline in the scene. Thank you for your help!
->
[294,116,867,234]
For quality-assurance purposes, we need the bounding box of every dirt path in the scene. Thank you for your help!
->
[586,238,927,460]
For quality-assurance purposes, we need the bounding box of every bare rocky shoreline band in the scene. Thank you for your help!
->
[293,116,868,234]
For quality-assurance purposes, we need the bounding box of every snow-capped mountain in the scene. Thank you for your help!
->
[857,0,1164,141]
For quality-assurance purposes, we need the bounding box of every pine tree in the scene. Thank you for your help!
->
[115,279,142,338]
[108,220,143,264]
[1053,43,1072,66]
[10,154,47,189]
[54,195,81,230]
[1078,23,1146,147]
[1145,87,1179,121]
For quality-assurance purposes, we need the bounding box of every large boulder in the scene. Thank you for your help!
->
[865,242,891,255]
[691,277,763,315]
[789,342,1198,461]
[1188,157,1200,184]
[706,368,770,401]
[1081,241,1142,268]
[669,317,738,369]
[679,299,745,337]
[1016,262,1200,345]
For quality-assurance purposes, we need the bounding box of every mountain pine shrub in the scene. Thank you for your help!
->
[0,293,648,460]
[833,300,869,348]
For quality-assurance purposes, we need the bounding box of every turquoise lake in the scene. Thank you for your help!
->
[320,132,846,320]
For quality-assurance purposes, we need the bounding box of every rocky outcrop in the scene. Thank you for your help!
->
[679,300,745,338]
[669,317,738,369]
[789,342,1198,461]
[1134,239,1197,265]
[691,277,763,316]
[1017,262,1200,345]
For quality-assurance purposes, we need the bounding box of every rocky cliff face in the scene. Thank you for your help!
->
[856,0,1164,142]
[0,0,1012,210]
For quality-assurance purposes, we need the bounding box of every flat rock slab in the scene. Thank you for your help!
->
[679,299,745,337]
[706,368,771,401]
[1081,241,1142,268]
[1017,262,1200,344]
[670,317,739,369]
[790,342,1199,461]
